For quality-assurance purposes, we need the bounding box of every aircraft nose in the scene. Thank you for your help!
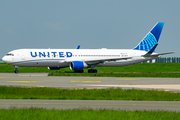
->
[2,56,7,62]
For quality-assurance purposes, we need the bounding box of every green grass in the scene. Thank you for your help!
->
[1,63,180,119]
[0,63,68,73]
[0,108,179,120]
[1,63,180,77]
[0,86,180,101]
[95,63,180,72]
[48,72,180,77]
[1,63,180,73]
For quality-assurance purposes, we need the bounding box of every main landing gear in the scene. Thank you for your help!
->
[73,65,98,73]
[74,70,84,73]
[74,69,98,73]
[88,69,97,73]
[14,66,19,74]
[87,65,98,73]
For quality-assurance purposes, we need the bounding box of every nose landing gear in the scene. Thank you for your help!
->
[14,66,19,74]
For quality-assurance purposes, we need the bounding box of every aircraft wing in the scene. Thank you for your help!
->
[76,45,80,49]
[64,57,132,65]
[84,57,132,64]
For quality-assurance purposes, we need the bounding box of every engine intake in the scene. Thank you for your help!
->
[70,61,88,70]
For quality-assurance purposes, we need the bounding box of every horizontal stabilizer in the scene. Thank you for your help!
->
[143,52,175,57]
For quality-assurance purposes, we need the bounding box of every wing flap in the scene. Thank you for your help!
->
[64,57,132,65]
[85,57,132,64]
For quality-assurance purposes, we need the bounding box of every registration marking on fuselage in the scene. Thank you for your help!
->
[71,81,101,83]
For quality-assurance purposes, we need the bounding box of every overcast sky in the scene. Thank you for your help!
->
[0,1,179,59]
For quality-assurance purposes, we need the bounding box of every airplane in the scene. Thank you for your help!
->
[2,22,174,73]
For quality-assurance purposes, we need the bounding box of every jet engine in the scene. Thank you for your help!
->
[70,61,88,70]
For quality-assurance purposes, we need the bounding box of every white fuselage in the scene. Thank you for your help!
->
[2,48,155,68]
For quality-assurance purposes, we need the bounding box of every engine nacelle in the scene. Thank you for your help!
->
[48,67,60,70]
[70,61,88,70]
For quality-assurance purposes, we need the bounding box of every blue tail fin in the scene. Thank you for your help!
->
[133,22,164,53]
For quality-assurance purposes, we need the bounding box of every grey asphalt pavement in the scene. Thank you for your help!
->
[0,100,180,112]
[0,73,180,91]
[1,73,180,111]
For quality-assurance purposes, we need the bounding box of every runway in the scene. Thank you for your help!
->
[0,100,180,112]
[0,73,180,111]
[0,73,180,92]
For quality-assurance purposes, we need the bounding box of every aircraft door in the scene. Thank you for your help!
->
[21,54,25,60]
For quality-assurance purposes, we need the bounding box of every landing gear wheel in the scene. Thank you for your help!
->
[74,70,84,73]
[88,69,92,73]
[88,69,97,73]
[94,69,97,73]
[15,70,19,74]
[14,66,19,74]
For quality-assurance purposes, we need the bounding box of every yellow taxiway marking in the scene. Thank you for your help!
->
[0,77,4,78]
[7,81,40,83]
[71,81,101,83]
[117,78,138,80]
[164,90,170,91]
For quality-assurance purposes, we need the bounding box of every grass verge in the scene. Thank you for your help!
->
[2,63,180,77]
[48,72,180,77]
[0,86,180,101]
[1,63,180,73]
[0,108,179,120]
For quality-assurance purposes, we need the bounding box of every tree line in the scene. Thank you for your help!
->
[147,57,180,63]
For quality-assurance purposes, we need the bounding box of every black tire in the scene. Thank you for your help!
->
[74,70,84,73]
[15,70,19,74]
[93,69,97,73]
[88,69,97,73]
[88,69,93,73]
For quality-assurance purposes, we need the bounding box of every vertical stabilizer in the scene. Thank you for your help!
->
[133,22,164,52]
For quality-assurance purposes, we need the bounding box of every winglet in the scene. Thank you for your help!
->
[76,45,80,49]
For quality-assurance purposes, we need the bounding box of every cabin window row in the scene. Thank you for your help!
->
[34,55,122,57]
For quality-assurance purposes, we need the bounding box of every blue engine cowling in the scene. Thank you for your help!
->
[70,61,88,70]
[48,67,60,70]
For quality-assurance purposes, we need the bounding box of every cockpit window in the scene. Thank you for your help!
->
[6,53,14,56]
